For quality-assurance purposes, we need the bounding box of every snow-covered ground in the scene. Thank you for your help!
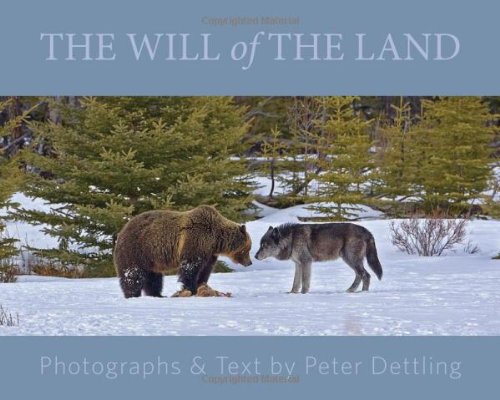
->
[1,194,499,336]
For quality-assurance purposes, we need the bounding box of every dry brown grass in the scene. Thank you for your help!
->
[32,263,87,279]
[0,264,19,283]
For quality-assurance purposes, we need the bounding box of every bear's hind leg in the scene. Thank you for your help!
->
[119,267,145,298]
[144,271,164,297]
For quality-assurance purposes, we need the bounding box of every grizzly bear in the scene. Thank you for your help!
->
[114,205,252,298]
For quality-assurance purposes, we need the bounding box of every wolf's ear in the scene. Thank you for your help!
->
[267,226,273,232]
[240,225,246,233]
[270,227,280,242]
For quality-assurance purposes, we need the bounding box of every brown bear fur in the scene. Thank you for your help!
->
[114,205,252,298]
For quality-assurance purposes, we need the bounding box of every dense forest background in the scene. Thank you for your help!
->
[1,96,499,276]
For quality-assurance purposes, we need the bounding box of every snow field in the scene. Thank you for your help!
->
[1,195,499,336]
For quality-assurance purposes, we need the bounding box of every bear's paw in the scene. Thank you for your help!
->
[171,289,193,298]
[197,284,232,298]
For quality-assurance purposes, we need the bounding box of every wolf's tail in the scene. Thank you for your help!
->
[366,235,383,280]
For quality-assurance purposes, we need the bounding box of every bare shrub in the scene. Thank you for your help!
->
[463,240,480,255]
[0,264,18,283]
[0,305,19,327]
[390,216,467,256]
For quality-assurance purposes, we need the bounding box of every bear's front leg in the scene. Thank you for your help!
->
[175,258,203,296]
[195,256,231,297]
[196,255,217,287]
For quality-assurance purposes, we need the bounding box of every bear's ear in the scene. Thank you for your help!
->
[240,225,246,233]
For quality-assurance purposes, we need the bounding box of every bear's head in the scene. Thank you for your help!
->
[228,225,252,267]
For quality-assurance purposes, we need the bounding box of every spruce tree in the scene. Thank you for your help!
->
[0,99,27,264]
[259,127,283,200]
[376,98,417,201]
[16,97,253,276]
[0,160,21,262]
[281,97,325,198]
[310,97,374,220]
[414,97,495,214]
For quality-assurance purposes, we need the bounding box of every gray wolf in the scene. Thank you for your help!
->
[255,223,382,293]
[114,205,252,298]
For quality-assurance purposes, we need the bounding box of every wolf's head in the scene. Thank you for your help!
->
[255,226,285,260]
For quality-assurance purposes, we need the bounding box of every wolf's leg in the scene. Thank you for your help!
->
[361,269,371,291]
[301,262,312,294]
[290,262,303,293]
[343,253,364,293]
[346,274,362,293]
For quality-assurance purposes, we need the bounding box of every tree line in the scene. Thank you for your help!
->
[0,96,498,275]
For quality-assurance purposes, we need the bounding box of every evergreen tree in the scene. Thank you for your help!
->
[16,97,253,276]
[259,127,283,200]
[310,97,374,219]
[236,97,292,140]
[281,97,325,198]
[0,99,26,262]
[376,98,416,200]
[0,160,21,262]
[413,97,495,213]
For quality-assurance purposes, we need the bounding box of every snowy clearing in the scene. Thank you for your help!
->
[1,195,499,336]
